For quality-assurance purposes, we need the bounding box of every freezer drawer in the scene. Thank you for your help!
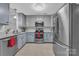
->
[53,42,69,56]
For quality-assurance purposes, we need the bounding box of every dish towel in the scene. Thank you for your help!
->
[38,32,40,39]
[8,36,16,47]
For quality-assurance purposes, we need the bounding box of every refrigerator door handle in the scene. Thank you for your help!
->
[54,40,69,49]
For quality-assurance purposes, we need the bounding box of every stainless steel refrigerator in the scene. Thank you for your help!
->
[53,3,79,56]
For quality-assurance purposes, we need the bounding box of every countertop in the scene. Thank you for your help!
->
[0,33,17,40]
[0,32,27,40]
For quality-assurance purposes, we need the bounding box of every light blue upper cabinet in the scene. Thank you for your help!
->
[0,3,9,25]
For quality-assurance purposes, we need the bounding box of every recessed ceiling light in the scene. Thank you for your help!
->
[32,3,46,11]
[13,15,17,19]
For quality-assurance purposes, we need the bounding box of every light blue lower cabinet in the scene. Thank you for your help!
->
[24,33,27,43]
[17,33,28,49]
[0,41,1,56]
[17,35,23,49]
[26,32,53,43]
[26,32,28,43]
[1,40,9,56]
[7,40,17,56]
[22,33,26,45]
[44,32,53,42]
[27,32,35,42]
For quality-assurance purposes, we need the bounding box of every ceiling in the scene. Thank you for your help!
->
[10,3,64,15]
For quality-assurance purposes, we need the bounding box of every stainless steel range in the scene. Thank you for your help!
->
[35,21,44,43]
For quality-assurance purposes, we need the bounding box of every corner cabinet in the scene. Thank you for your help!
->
[0,3,9,25]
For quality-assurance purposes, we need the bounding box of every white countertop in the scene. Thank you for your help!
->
[0,33,17,40]
[0,31,28,40]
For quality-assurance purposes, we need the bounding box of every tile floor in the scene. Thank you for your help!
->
[15,43,55,56]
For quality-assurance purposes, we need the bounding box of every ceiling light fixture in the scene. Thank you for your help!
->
[32,3,46,11]
[13,15,17,19]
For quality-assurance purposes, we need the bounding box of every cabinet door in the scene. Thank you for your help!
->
[0,37,17,56]
[0,41,2,56]
[2,37,17,56]
[17,35,23,49]
[44,32,53,42]
[22,34,26,45]
[24,33,27,44]
[22,14,26,27]
[27,32,35,42]
[17,13,26,27]
[2,38,10,56]
[26,32,28,42]
[7,37,17,56]
[0,3,9,24]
